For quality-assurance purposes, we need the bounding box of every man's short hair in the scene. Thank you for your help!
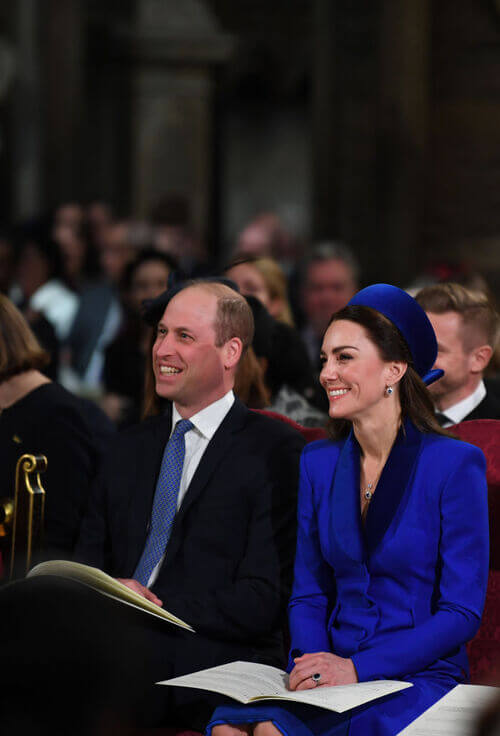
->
[300,241,360,285]
[0,295,49,382]
[416,282,500,350]
[184,281,254,351]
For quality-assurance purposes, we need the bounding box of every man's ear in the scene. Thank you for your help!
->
[385,361,407,386]
[223,337,243,370]
[470,344,493,374]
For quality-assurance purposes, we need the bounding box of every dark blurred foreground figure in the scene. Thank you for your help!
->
[0,295,113,563]
[0,575,147,735]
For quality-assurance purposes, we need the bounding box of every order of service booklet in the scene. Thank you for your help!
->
[158,661,413,713]
[396,684,500,736]
[27,560,194,632]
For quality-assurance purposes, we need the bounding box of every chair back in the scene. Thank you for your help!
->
[8,454,47,579]
[453,419,500,570]
[254,409,328,443]
[467,569,500,685]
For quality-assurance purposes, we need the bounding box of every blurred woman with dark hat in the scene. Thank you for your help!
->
[208,284,489,736]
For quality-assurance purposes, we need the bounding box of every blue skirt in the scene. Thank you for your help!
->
[205,675,454,736]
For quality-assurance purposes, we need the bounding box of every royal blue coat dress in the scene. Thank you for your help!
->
[206,421,489,736]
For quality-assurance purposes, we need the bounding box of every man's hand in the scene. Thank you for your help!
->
[115,578,163,607]
[288,652,358,691]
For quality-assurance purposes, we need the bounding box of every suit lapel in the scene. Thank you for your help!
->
[162,399,248,563]
[364,419,423,552]
[330,431,366,563]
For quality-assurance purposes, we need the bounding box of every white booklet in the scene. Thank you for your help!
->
[397,684,500,736]
[158,661,412,713]
[28,560,194,632]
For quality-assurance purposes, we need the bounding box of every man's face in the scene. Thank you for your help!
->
[426,311,472,406]
[302,259,357,336]
[152,286,227,417]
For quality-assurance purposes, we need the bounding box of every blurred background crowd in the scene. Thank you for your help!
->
[1,1,500,432]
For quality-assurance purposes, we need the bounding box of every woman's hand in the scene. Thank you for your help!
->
[288,652,358,691]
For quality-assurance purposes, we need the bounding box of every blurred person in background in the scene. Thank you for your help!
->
[416,283,500,425]
[233,344,271,410]
[234,212,300,273]
[86,198,114,251]
[151,192,208,276]
[225,255,295,326]
[98,219,137,286]
[0,228,15,294]
[12,225,79,343]
[0,295,113,562]
[102,248,176,426]
[62,216,154,394]
[245,295,327,427]
[52,201,85,233]
[298,242,359,370]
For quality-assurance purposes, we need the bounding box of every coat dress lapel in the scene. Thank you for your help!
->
[364,419,423,552]
[330,434,366,564]
[330,419,424,565]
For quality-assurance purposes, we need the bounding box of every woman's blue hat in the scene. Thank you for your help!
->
[348,283,443,386]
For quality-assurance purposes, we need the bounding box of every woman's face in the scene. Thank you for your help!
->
[226,263,271,311]
[320,319,398,421]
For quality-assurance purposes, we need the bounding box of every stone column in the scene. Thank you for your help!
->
[312,0,339,241]
[5,0,42,220]
[41,0,84,206]
[124,0,233,245]
[376,0,431,284]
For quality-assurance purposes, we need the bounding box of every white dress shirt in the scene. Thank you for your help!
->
[147,390,235,586]
[438,380,486,427]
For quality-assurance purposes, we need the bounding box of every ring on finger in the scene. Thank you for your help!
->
[311,672,322,685]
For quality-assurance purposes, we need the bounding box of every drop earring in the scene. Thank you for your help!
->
[386,385,393,396]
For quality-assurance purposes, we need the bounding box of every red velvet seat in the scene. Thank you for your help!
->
[467,569,500,686]
[453,419,500,570]
[452,420,500,685]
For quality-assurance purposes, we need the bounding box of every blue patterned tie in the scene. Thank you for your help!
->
[134,419,193,585]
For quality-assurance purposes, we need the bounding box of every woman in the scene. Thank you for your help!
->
[207,284,489,736]
[225,256,295,326]
[0,295,113,564]
[102,248,175,425]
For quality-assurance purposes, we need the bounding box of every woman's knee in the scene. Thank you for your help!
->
[253,722,283,736]
[211,725,252,736]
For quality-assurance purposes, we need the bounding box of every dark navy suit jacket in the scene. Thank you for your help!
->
[76,398,305,678]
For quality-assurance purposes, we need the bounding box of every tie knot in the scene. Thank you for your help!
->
[435,412,450,427]
[173,419,194,437]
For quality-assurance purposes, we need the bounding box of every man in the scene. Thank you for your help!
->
[416,282,500,425]
[76,281,304,729]
[299,242,359,367]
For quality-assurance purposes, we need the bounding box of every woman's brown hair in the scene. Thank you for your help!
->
[325,305,452,441]
[0,295,50,382]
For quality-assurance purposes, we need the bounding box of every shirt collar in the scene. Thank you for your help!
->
[171,390,235,440]
[441,380,486,425]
